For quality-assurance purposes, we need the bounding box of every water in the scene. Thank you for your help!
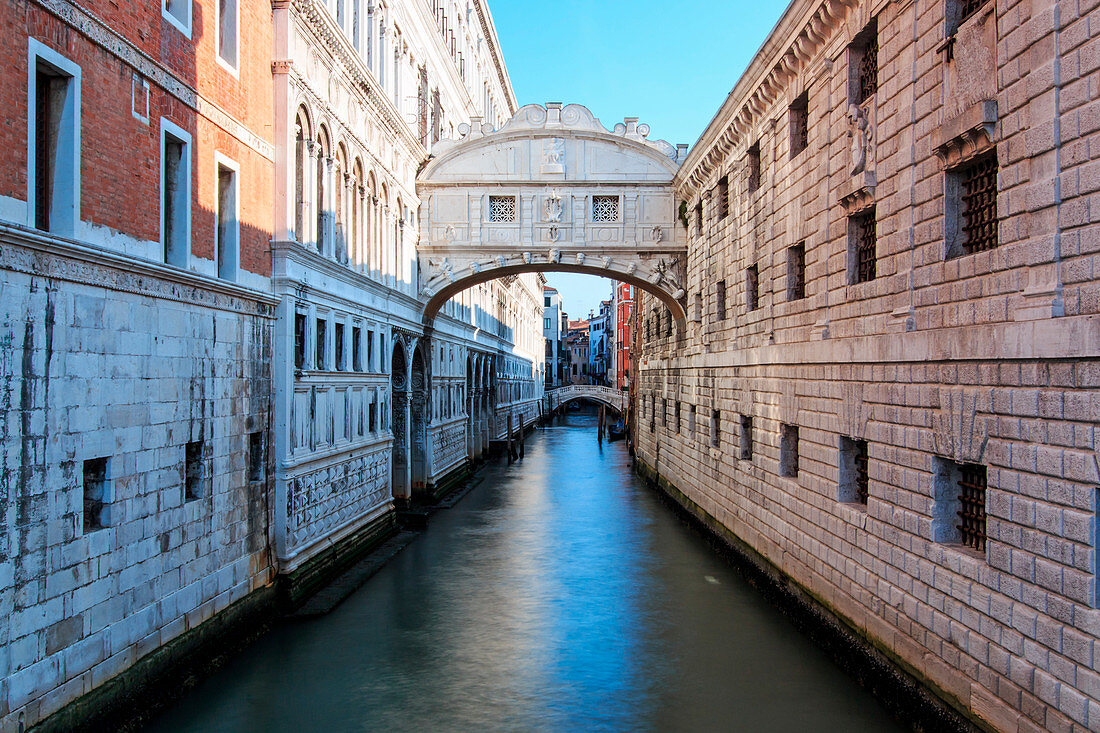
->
[149,409,903,732]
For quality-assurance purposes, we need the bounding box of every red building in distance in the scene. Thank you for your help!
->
[614,282,634,390]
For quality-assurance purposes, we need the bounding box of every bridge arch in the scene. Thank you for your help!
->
[416,103,689,324]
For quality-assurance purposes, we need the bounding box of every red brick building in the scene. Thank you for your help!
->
[614,281,634,390]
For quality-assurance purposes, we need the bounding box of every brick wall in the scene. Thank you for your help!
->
[638,0,1100,729]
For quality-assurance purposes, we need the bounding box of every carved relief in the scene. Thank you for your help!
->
[545,191,563,222]
[932,387,989,464]
[847,104,872,175]
[286,450,391,550]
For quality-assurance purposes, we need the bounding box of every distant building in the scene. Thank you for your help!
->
[588,300,612,385]
[566,319,590,384]
[613,282,634,390]
[543,287,566,388]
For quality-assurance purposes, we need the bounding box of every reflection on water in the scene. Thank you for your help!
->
[149,407,903,732]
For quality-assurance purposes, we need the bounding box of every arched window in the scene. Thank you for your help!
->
[334,143,348,262]
[315,125,331,254]
[366,172,377,274]
[352,159,364,268]
[294,105,312,243]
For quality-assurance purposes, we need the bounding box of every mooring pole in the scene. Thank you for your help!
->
[507,412,514,464]
[598,405,605,446]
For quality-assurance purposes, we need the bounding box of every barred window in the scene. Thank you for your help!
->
[851,21,878,105]
[787,243,806,301]
[717,176,729,219]
[716,279,727,320]
[739,415,753,460]
[780,424,799,478]
[957,153,998,255]
[747,142,761,192]
[932,457,987,555]
[848,207,877,284]
[839,436,869,504]
[789,92,808,158]
[488,195,516,222]
[591,195,619,222]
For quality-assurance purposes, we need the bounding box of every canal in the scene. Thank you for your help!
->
[149,408,904,732]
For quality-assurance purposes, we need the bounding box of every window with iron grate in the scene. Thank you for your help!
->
[780,424,799,478]
[932,457,987,554]
[850,20,878,105]
[953,153,999,256]
[488,195,516,222]
[592,195,619,222]
[716,279,727,320]
[739,415,753,460]
[717,176,729,219]
[789,92,808,158]
[848,208,877,284]
[787,243,806,301]
[839,436,869,504]
[746,142,761,193]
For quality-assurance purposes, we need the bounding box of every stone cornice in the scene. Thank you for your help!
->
[0,223,278,316]
[676,0,858,195]
[291,0,426,162]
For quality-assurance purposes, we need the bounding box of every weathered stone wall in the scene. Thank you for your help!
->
[637,0,1100,730]
[0,234,276,729]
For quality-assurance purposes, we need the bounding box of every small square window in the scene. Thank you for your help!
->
[488,195,516,222]
[848,208,877,284]
[789,92,808,157]
[248,431,265,483]
[716,279,727,320]
[185,441,205,501]
[787,243,806,301]
[932,457,987,553]
[780,424,799,478]
[83,457,111,532]
[839,436,869,504]
[592,195,620,222]
[688,404,696,436]
[739,415,753,460]
[711,409,721,448]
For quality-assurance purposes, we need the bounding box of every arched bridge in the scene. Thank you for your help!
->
[547,385,627,414]
[417,103,689,323]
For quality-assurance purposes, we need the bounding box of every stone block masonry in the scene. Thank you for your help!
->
[636,0,1100,730]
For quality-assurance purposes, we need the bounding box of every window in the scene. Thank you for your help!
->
[739,415,753,460]
[592,195,620,222]
[675,401,681,433]
[367,329,375,371]
[787,243,806,301]
[746,142,761,193]
[488,195,516,222]
[352,326,362,371]
[369,394,378,432]
[163,0,191,36]
[665,309,673,338]
[716,279,727,320]
[294,312,307,370]
[545,296,551,307]
[161,120,191,268]
[839,436,869,504]
[780,424,799,478]
[716,176,729,219]
[711,410,721,448]
[215,159,238,280]
[30,42,81,237]
[688,404,696,436]
[694,292,703,322]
[694,201,703,235]
[848,207,877,284]
[662,398,667,427]
[334,322,346,371]
[185,440,204,501]
[745,264,759,311]
[789,92,808,157]
[850,20,878,105]
[82,457,111,532]
[947,152,998,258]
[932,457,987,553]
[949,0,990,34]
[217,0,238,69]
[316,318,327,370]
[248,431,265,483]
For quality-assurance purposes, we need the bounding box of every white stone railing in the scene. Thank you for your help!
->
[546,384,627,414]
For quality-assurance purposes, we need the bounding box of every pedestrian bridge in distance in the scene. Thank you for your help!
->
[547,385,627,414]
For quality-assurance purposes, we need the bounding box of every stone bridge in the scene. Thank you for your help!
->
[547,384,627,414]
[416,103,689,323]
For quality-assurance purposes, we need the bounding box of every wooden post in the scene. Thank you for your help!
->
[598,405,605,446]
[507,412,514,464]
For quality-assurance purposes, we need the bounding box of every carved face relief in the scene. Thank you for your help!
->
[545,192,563,223]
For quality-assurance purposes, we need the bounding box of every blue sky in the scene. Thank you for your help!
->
[488,0,787,318]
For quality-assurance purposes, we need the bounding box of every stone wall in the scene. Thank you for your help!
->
[0,232,276,728]
[636,0,1100,730]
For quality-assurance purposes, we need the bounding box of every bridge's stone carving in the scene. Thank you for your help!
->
[547,385,627,414]
[416,103,689,320]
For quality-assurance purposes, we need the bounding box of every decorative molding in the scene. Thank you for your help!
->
[934,101,997,170]
[839,171,876,213]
